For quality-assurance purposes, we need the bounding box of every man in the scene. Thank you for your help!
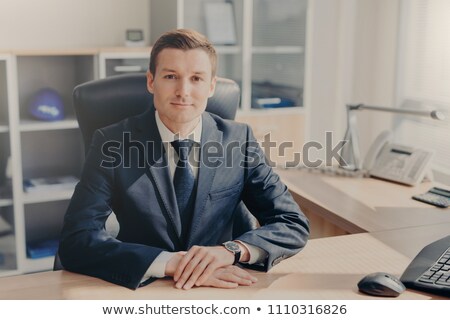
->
[59,29,309,290]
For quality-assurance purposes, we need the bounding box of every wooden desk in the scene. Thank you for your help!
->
[277,169,450,238]
[0,224,448,300]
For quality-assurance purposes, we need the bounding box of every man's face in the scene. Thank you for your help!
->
[147,48,216,132]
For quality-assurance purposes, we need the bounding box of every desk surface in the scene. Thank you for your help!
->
[277,169,450,234]
[0,223,448,300]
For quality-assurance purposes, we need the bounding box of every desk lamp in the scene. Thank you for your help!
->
[340,103,445,171]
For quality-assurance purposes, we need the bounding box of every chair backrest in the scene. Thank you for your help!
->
[73,73,240,150]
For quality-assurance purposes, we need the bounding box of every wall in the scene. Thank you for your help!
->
[0,0,151,49]
[306,0,399,163]
[351,0,399,157]
[304,0,341,163]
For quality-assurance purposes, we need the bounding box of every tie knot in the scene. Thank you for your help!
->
[171,139,195,160]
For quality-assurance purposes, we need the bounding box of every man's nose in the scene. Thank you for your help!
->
[175,79,190,97]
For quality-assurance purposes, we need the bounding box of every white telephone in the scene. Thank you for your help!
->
[363,131,434,186]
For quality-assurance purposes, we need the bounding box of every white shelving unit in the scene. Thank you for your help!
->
[0,51,95,276]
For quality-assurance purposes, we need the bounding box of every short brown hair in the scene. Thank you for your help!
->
[149,29,217,77]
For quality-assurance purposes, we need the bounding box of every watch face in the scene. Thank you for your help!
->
[225,241,240,252]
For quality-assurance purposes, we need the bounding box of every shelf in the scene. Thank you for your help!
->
[22,256,54,274]
[22,188,75,204]
[14,48,98,57]
[0,199,13,207]
[99,47,152,54]
[252,46,304,54]
[215,46,242,54]
[0,269,20,277]
[99,50,150,59]
[113,65,145,73]
[0,125,8,133]
[19,118,79,132]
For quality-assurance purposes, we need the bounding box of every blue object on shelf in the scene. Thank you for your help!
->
[28,88,65,121]
[253,97,296,108]
[26,238,59,259]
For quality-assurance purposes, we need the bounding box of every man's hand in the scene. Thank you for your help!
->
[173,245,247,290]
[165,252,185,277]
[202,265,257,289]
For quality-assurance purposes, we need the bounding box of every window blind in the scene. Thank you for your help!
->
[395,0,450,174]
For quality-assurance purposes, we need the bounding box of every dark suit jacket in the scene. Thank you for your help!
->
[59,109,309,289]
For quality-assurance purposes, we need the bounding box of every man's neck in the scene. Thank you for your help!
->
[156,112,202,141]
[166,120,199,139]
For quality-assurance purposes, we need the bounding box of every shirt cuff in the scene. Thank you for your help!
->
[141,251,177,283]
[236,240,268,265]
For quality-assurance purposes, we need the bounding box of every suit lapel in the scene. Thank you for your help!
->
[187,113,222,247]
[134,109,183,241]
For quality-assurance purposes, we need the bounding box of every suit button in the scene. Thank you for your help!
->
[272,257,282,266]
[272,255,287,266]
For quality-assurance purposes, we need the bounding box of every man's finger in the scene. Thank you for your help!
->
[173,246,200,281]
[229,266,258,282]
[181,255,214,289]
[207,278,239,289]
[175,255,203,289]
[195,260,220,287]
[217,268,254,286]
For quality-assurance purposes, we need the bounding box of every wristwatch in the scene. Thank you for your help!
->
[222,241,241,265]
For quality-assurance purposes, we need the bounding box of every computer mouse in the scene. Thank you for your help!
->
[357,272,406,297]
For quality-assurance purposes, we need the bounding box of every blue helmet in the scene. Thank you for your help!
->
[28,88,65,121]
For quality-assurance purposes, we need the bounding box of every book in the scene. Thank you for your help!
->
[26,238,59,259]
[23,175,78,193]
[0,215,12,236]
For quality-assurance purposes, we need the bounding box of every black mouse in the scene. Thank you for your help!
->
[357,272,406,297]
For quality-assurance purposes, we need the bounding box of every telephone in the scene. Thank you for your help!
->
[363,131,434,186]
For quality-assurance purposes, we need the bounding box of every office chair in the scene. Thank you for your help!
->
[54,73,257,270]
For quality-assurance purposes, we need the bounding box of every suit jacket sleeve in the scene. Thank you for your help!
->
[235,126,310,270]
[59,129,163,289]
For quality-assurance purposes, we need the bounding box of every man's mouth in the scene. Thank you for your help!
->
[171,102,193,107]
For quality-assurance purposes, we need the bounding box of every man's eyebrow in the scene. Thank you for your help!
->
[160,68,207,75]
[161,68,177,73]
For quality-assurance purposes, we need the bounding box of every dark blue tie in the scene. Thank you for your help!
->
[171,139,196,238]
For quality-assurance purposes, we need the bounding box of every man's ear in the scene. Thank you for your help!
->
[146,70,155,94]
[209,76,217,98]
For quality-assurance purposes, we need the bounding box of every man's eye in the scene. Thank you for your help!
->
[164,74,176,79]
[192,76,202,82]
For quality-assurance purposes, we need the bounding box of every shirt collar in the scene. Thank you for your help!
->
[155,111,202,143]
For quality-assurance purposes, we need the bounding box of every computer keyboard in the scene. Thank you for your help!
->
[400,235,450,297]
